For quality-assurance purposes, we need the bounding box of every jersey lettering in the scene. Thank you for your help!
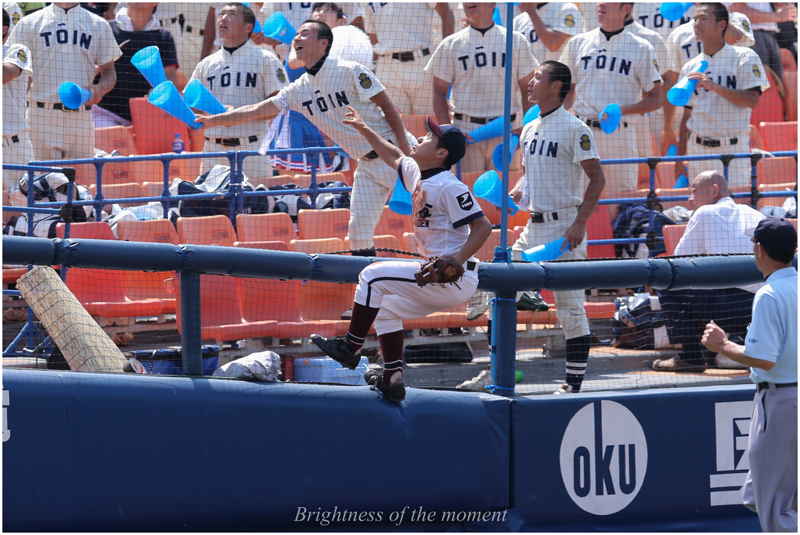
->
[580,51,631,76]
[457,50,506,70]
[288,3,312,9]
[528,29,539,44]
[300,90,350,116]
[525,135,559,158]
[636,13,691,29]
[416,203,433,227]
[40,30,93,50]
[206,72,258,90]
[681,41,703,59]
[696,72,737,92]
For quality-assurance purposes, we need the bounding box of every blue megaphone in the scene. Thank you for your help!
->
[660,2,693,21]
[131,46,167,88]
[666,143,678,157]
[467,116,506,145]
[667,60,708,107]
[600,103,621,134]
[523,104,540,125]
[674,174,689,188]
[264,12,296,45]
[148,81,203,129]
[473,170,519,215]
[492,134,520,171]
[183,79,226,114]
[58,81,91,110]
[522,237,570,262]
[388,177,412,215]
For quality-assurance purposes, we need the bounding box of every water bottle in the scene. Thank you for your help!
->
[172,133,185,154]
[667,60,708,107]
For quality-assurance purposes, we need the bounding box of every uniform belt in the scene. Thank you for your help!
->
[694,135,738,148]
[206,135,259,147]
[390,47,430,62]
[184,24,204,36]
[4,135,19,144]
[160,16,178,26]
[363,139,393,160]
[582,116,628,130]
[530,207,576,223]
[36,101,92,112]
[757,381,797,391]
[453,113,516,125]
[466,260,477,271]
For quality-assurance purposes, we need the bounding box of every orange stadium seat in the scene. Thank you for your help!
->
[290,238,355,325]
[662,224,687,256]
[655,162,677,190]
[757,156,797,186]
[475,229,515,262]
[117,218,179,244]
[247,174,297,190]
[374,206,413,250]
[141,181,168,201]
[236,212,296,245]
[784,71,798,121]
[751,70,785,126]
[129,97,196,181]
[656,187,691,210]
[297,208,349,240]
[293,171,348,189]
[586,204,616,259]
[95,125,136,155]
[759,121,798,153]
[177,215,237,247]
[55,222,164,318]
[749,124,767,152]
[782,48,797,73]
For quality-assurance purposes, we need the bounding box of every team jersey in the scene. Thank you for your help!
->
[271,57,393,160]
[3,2,23,34]
[425,24,538,118]
[365,2,440,55]
[6,4,121,103]
[560,28,661,119]
[624,20,672,75]
[192,41,287,138]
[682,44,769,138]
[513,3,583,63]
[330,25,374,71]
[665,20,701,73]
[630,3,695,40]
[398,157,484,259]
[2,43,32,137]
[260,2,364,30]
[155,2,210,27]
[519,105,599,213]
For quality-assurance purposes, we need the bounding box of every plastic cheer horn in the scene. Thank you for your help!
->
[263,12,296,45]
[521,237,570,262]
[600,103,621,134]
[131,46,167,88]
[467,116,505,145]
[674,174,689,188]
[183,79,226,114]
[148,81,203,129]
[523,104,540,126]
[660,2,693,21]
[58,81,92,110]
[388,177,412,215]
[667,60,708,107]
[492,134,520,171]
[473,170,519,215]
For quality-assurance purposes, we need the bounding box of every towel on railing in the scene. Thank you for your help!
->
[259,98,290,156]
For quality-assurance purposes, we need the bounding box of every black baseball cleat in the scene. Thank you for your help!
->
[364,369,406,403]
[310,334,361,370]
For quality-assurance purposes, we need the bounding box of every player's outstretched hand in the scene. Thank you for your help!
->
[194,112,212,129]
[701,320,728,354]
[562,222,585,251]
[342,106,368,132]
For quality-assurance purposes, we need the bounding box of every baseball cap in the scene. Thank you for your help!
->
[730,12,755,47]
[425,116,466,167]
[746,216,798,259]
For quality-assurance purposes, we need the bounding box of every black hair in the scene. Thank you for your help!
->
[540,61,572,102]
[3,9,9,29]
[302,19,334,55]
[223,3,256,35]
[696,3,729,36]
[434,135,453,169]
[760,240,796,264]
[311,3,344,20]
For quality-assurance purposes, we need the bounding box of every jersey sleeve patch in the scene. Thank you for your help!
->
[565,14,576,28]
[752,64,761,78]
[580,133,591,151]
[277,67,286,83]
[456,191,475,211]
[358,72,373,89]
[16,48,26,63]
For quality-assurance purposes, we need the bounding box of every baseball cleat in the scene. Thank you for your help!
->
[364,369,406,402]
[310,334,361,370]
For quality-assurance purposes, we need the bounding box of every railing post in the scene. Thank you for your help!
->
[179,270,203,375]
[749,152,763,209]
[490,245,516,397]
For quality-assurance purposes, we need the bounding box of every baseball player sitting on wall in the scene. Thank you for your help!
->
[310,109,492,403]
[197,19,413,256]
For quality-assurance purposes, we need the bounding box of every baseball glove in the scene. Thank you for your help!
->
[414,256,465,287]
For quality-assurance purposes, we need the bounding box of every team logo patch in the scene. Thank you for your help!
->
[565,14,575,28]
[16,49,26,63]
[277,68,286,83]
[742,19,750,32]
[358,72,373,89]
[456,192,474,211]
[752,64,761,78]
[580,133,591,151]
[653,59,659,70]
[12,12,20,24]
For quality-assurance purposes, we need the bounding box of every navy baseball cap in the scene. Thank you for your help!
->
[746,216,798,258]
[425,116,466,167]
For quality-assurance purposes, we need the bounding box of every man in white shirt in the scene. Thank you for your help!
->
[702,216,797,533]
[653,170,765,372]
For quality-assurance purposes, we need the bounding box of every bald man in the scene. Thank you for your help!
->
[652,170,766,372]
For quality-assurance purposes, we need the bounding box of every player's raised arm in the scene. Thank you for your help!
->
[370,91,412,155]
[453,216,492,265]
[197,98,282,128]
[343,106,404,170]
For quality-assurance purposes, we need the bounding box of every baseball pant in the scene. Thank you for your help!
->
[657,287,754,365]
[454,116,522,174]
[26,104,95,162]
[686,133,751,190]
[355,260,479,335]
[742,384,797,532]
[376,54,434,116]
[510,207,590,340]
[201,137,272,181]
[3,132,34,208]
[592,122,639,196]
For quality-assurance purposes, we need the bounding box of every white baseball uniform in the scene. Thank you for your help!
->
[681,45,770,188]
[513,3,583,63]
[356,156,483,336]
[631,3,695,41]
[7,4,121,161]
[513,105,598,340]
[425,23,539,173]
[330,24,373,71]
[2,42,33,206]
[366,2,441,116]
[560,28,661,194]
[269,57,412,249]
[156,3,212,80]
[191,40,287,180]
[3,2,23,34]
